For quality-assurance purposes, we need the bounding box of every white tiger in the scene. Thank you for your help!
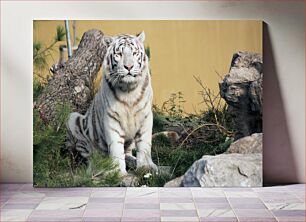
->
[66,31,157,175]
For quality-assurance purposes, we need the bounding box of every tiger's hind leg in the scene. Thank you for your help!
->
[66,112,91,159]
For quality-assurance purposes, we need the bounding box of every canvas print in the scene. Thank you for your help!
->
[33,20,263,187]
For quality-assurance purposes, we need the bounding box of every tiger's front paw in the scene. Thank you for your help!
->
[119,168,128,177]
[117,161,128,176]
[149,162,158,172]
[137,159,158,172]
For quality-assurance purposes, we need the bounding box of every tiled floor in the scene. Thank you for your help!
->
[0,184,305,222]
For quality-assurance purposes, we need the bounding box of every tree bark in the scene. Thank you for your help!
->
[36,29,107,123]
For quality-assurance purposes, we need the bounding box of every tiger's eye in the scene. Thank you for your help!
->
[114,53,121,59]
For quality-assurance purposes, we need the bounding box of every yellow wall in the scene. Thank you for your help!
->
[33,20,262,113]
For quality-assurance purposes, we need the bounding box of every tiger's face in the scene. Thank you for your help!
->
[104,32,147,90]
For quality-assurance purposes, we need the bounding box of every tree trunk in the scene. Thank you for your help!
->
[36,29,107,123]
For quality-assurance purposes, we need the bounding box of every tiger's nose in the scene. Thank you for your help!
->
[124,65,133,71]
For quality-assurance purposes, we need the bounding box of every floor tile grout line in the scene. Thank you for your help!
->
[254,189,280,222]
[0,196,9,208]
[120,187,127,222]
[21,186,46,221]
[224,189,240,222]
[81,188,92,222]
[190,188,202,222]
[251,187,269,210]
[18,207,35,221]
[288,188,305,203]
[0,185,23,208]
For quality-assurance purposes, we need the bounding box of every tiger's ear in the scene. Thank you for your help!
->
[136,31,145,43]
[103,36,114,47]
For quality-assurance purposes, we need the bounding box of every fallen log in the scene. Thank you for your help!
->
[36,29,108,123]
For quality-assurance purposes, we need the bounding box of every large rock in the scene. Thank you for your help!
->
[219,51,262,140]
[182,153,262,187]
[226,133,262,154]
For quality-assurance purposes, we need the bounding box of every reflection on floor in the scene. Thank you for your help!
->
[0,184,305,222]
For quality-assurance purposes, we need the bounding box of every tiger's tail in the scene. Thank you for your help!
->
[66,112,92,158]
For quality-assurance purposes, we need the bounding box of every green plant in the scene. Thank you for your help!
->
[33,102,121,187]
[133,166,171,187]
[72,149,122,187]
[151,135,206,177]
[145,46,151,60]
[33,77,44,102]
[33,26,66,61]
[33,103,73,187]
[152,105,168,134]
[150,132,233,181]
[33,25,66,83]
[148,77,235,183]
[161,91,186,118]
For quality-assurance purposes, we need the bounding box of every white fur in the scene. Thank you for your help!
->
[67,33,157,175]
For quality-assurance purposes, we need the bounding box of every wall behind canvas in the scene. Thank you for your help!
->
[1,1,305,184]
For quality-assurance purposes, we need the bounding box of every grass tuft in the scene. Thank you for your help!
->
[33,103,121,187]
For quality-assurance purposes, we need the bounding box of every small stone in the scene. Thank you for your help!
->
[226,133,262,154]
[121,173,138,187]
[152,131,180,143]
[164,176,183,187]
